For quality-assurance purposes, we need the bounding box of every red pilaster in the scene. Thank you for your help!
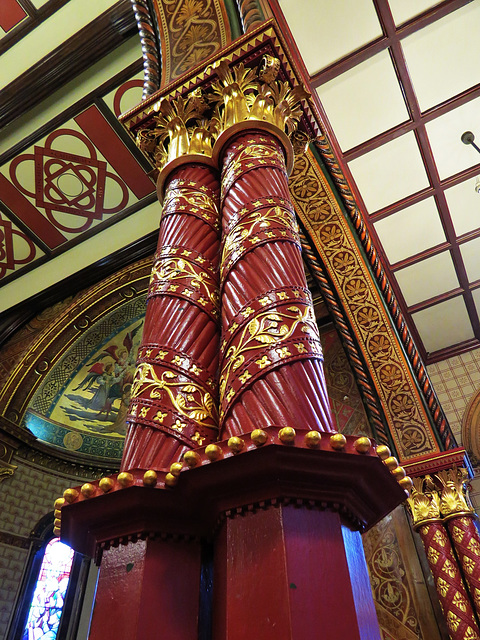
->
[214,504,379,640]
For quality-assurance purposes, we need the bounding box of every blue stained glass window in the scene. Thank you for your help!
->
[21,538,74,640]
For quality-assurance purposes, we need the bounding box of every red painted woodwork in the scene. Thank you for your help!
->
[88,537,201,640]
[218,130,334,436]
[0,0,26,32]
[121,163,221,470]
[445,515,480,619]
[213,504,380,640]
[417,522,480,639]
[75,106,154,199]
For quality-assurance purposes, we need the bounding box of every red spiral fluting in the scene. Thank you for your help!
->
[218,131,334,437]
[121,164,221,470]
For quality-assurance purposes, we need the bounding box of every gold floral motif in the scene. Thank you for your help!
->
[442,559,456,578]
[452,525,465,544]
[437,468,474,517]
[453,591,467,612]
[406,477,441,527]
[465,627,480,640]
[436,576,449,597]
[222,205,298,270]
[468,538,480,555]
[427,548,439,565]
[131,363,217,428]
[464,557,476,574]
[191,430,205,445]
[151,256,219,309]
[152,0,230,84]
[220,305,318,401]
[210,58,309,136]
[447,611,460,633]
[432,530,446,548]
[163,188,219,221]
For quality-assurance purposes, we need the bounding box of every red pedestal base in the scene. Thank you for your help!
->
[214,504,380,640]
[61,434,405,640]
[88,537,202,640]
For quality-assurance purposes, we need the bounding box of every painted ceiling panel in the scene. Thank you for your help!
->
[373,197,446,264]
[444,179,480,237]
[1,0,119,90]
[278,0,381,74]
[412,296,474,353]
[401,3,480,111]
[460,237,480,282]
[0,0,27,36]
[395,251,459,307]
[426,96,480,180]
[388,0,442,25]
[316,50,408,151]
[347,132,429,213]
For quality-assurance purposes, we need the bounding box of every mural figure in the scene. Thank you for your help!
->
[54,323,142,436]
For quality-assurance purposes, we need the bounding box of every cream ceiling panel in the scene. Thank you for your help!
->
[279,0,381,74]
[0,201,160,313]
[388,0,442,25]
[373,197,445,264]
[348,132,429,213]
[316,50,408,151]
[401,2,480,111]
[412,296,474,353]
[395,251,459,306]
[1,0,119,90]
[444,178,480,237]
[472,288,480,319]
[426,95,480,180]
[460,237,480,282]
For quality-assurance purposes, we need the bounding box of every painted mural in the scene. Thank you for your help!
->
[50,322,141,437]
[25,295,147,462]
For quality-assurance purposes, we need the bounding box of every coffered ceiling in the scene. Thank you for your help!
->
[1,0,480,365]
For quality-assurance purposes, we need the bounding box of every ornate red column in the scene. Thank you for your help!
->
[121,97,221,470]
[212,59,334,437]
[437,469,480,622]
[56,29,413,640]
[407,475,480,639]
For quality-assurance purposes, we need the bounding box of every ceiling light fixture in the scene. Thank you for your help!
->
[461,131,480,154]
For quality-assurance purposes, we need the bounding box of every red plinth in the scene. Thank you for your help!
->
[214,504,379,640]
[61,433,406,640]
[88,537,201,640]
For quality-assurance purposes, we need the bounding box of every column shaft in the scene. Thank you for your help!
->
[446,516,480,621]
[122,163,221,470]
[417,522,480,640]
[218,131,334,436]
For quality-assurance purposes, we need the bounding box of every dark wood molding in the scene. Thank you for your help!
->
[0,229,157,349]
[426,337,480,364]
[0,0,70,56]
[0,0,137,130]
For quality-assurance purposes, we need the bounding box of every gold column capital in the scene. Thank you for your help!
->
[406,476,442,528]
[406,467,475,527]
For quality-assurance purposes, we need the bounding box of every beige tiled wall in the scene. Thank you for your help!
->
[427,347,480,507]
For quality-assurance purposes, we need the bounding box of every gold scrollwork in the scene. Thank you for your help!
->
[150,256,219,308]
[222,204,298,267]
[220,305,318,400]
[131,363,218,428]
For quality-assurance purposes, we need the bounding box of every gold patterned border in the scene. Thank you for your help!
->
[151,0,232,87]
[290,151,439,461]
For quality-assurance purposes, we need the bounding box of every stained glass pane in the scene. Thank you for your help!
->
[22,538,74,640]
